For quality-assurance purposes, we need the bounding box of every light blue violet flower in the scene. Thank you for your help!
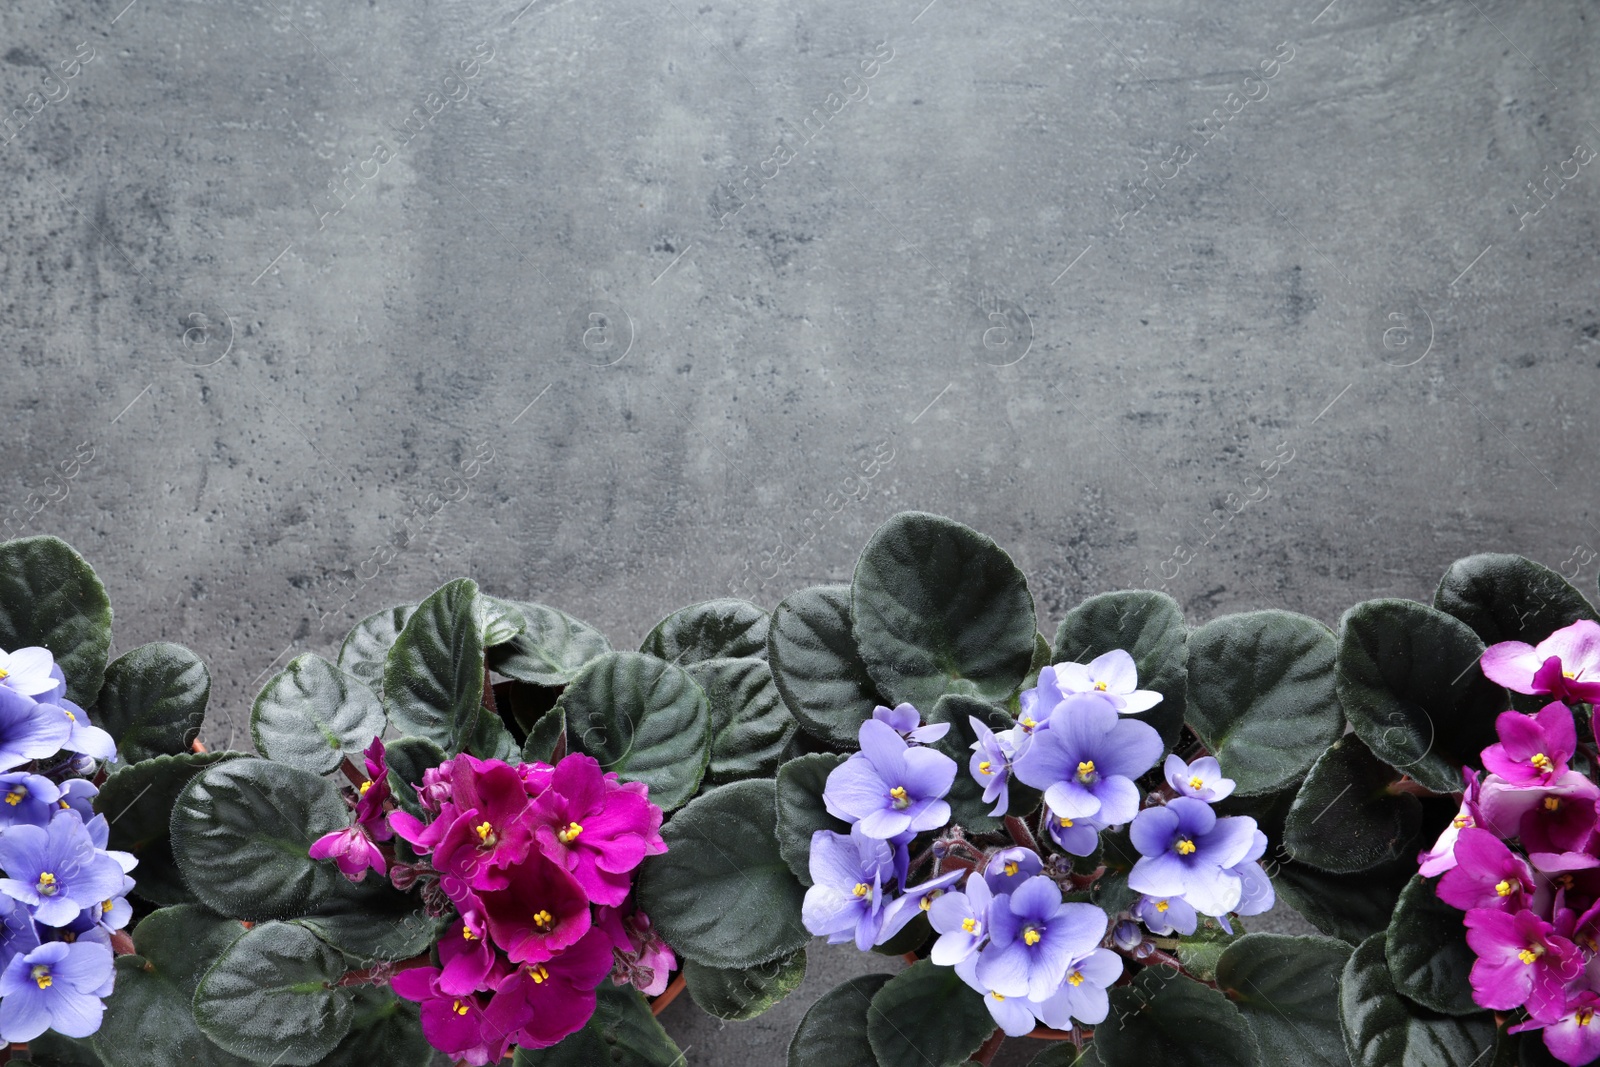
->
[928,872,994,966]
[968,716,1013,817]
[1164,754,1235,802]
[1052,650,1164,714]
[824,719,956,839]
[801,825,898,950]
[983,847,1043,895]
[0,940,114,1041]
[872,703,950,745]
[1032,946,1123,1030]
[0,648,64,700]
[1127,797,1258,916]
[0,817,126,927]
[975,875,1107,1001]
[1131,893,1198,936]
[0,773,61,829]
[0,688,71,773]
[955,953,1045,1037]
[1012,694,1162,826]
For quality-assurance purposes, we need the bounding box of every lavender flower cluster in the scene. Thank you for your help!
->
[801,651,1274,1037]
[0,646,131,1043]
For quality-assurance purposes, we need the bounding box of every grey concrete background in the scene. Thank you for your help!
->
[3,0,1598,1061]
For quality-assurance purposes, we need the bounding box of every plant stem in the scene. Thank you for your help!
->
[973,1028,1006,1065]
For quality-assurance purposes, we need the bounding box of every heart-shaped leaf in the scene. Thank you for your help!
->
[775,752,849,886]
[318,986,431,1067]
[512,983,685,1066]
[476,593,528,646]
[683,950,807,1021]
[522,706,565,764]
[170,757,351,920]
[96,750,245,905]
[1285,736,1422,874]
[642,598,770,664]
[0,535,113,706]
[1216,933,1354,1067]
[193,920,354,1066]
[1186,611,1343,796]
[557,651,710,812]
[786,974,892,1067]
[636,778,808,969]
[252,654,386,775]
[1273,854,1416,946]
[295,879,445,964]
[687,656,795,786]
[486,601,612,686]
[1435,553,1599,647]
[1054,590,1188,753]
[866,959,997,1067]
[851,512,1036,707]
[1337,599,1508,794]
[338,604,416,698]
[768,585,884,748]
[1339,934,1498,1067]
[1385,875,1477,1015]
[94,643,210,762]
[384,579,483,753]
[1096,968,1263,1067]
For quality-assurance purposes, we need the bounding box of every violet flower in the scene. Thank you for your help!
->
[0,648,62,700]
[1479,771,1600,845]
[1228,829,1275,921]
[983,847,1043,895]
[0,773,60,829]
[309,823,387,883]
[975,876,1107,1001]
[1127,797,1258,917]
[1012,694,1162,826]
[478,849,592,965]
[1464,906,1583,1021]
[801,826,897,951]
[1511,990,1600,1067]
[1418,768,1483,877]
[968,716,1013,817]
[1437,828,1535,912]
[390,967,510,1066]
[1164,754,1235,803]
[0,688,71,773]
[1031,947,1123,1030]
[1482,620,1600,705]
[1483,703,1577,787]
[529,753,666,907]
[823,719,955,839]
[1132,893,1197,936]
[929,874,994,967]
[0,818,125,927]
[0,940,114,1042]
[878,869,964,947]
[1053,650,1164,714]
[1046,811,1105,858]
[483,927,616,1051]
[873,703,950,745]
[46,699,115,763]
[954,953,1043,1038]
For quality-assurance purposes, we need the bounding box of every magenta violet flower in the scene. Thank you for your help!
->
[823,719,956,839]
[479,848,592,964]
[1437,828,1536,912]
[1418,768,1484,877]
[1479,771,1600,845]
[308,823,387,882]
[1482,620,1600,705]
[873,702,950,744]
[1483,703,1578,787]
[390,965,511,1067]
[1127,797,1258,917]
[1510,990,1600,1067]
[483,927,616,1050]
[431,757,537,891]
[1012,694,1162,826]
[594,896,676,997]
[975,876,1107,1001]
[529,753,666,907]
[1464,906,1583,1021]
[0,939,113,1042]
[437,914,496,997]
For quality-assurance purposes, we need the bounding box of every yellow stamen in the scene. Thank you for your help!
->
[1519,945,1544,965]
[1093,681,1108,692]
[451,1000,469,1016]
[37,872,56,896]
[920,890,942,912]
[463,925,477,940]
[1557,874,1577,891]
[1189,776,1205,790]
[57,800,68,809]
[1155,900,1169,913]
[474,821,494,843]
[62,708,74,723]
[1077,760,1096,779]
[1580,1008,1595,1027]
[990,992,1005,1001]
[1532,753,1554,772]
[853,882,871,898]
[1020,717,1037,729]
[532,909,553,931]
[30,965,50,990]
[962,918,978,933]
[889,785,910,809]
[1175,839,1197,856]
[1546,797,1562,812]
[1003,861,1019,877]
[1067,970,1084,987]
[558,821,583,844]
[526,964,550,984]
[1495,879,1515,898]
[1565,670,1578,680]
[1059,816,1074,828]
[4,788,24,807]
[1024,929,1042,946]
[101,899,113,913]
[358,780,372,795]
[978,761,993,776]
[1452,814,1472,828]
[0,668,9,680]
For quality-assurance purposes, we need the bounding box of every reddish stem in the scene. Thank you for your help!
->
[1005,815,1039,852]
[482,666,498,715]
[1388,777,1440,797]
[973,1028,1006,1064]
[339,757,367,790]
[649,972,687,1016]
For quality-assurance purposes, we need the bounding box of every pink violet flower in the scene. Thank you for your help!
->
[1418,768,1483,878]
[431,758,536,890]
[1436,828,1535,912]
[1482,620,1600,705]
[595,897,677,997]
[1464,907,1583,1022]
[1479,771,1600,844]
[479,849,592,964]
[484,927,616,1050]
[353,737,393,840]
[390,966,512,1066]
[307,824,386,883]
[1482,703,1577,787]
[529,754,666,907]
[1510,990,1600,1067]
[437,914,497,997]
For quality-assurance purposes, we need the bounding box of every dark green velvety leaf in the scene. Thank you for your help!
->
[466,704,521,762]
[1274,854,1415,945]
[338,603,415,698]
[1285,736,1423,874]
[383,579,483,753]
[319,986,431,1067]
[251,654,385,775]
[852,511,1036,708]
[513,982,683,1066]
[96,750,245,905]
[872,912,932,957]
[25,1031,105,1066]
[383,735,446,822]
[1031,1045,1103,1066]
[1175,913,1246,984]
[170,757,351,920]
[558,651,710,811]
[769,585,884,748]
[636,778,808,969]
[193,920,353,1066]
[1054,589,1188,754]
[0,535,113,706]
[1339,934,1498,1067]
[1386,875,1477,1015]
[522,706,565,764]
[476,592,528,646]
[687,656,795,786]
[775,752,849,887]
[486,601,612,686]
[94,642,210,762]
[683,950,807,1021]
[866,959,997,1067]
[1216,933,1354,1067]
[786,974,892,1067]
[1435,553,1599,647]
[92,905,258,1067]
[1096,968,1262,1067]
[295,876,445,964]
[1337,598,1509,794]
[929,694,1011,833]
[642,598,770,664]
[1186,610,1343,796]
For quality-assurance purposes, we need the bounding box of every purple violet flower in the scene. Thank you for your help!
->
[1482,620,1600,705]
[1164,754,1235,802]
[800,826,897,951]
[0,688,71,773]
[1511,990,1600,1066]
[1132,893,1198,936]
[0,773,60,829]
[823,719,955,839]
[872,703,950,745]
[1464,907,1582,1021]
[0,817,125,927]
[975,875,1107,1001]
[1031,947,1123,1029]
[1053,650,1164,715]
[1128,797,1258,916]
[968,716,1013,817]
[1012,694,1162,826]
[1418,768,1483,877]
[0,648,62,700]
[1438,828,1536,912]
[1482,703,1577,788]
[0,939,114,1041]
[929,873,994,966]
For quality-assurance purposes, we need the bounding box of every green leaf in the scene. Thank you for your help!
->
[769,585,884,747]
[1385,875,1477,1015]
[1054,589,1188,753]
[383,579,484,753]
[25,1031,106,1066]
[513,983,684,1066]
[486,601,612,686]
[928,694,1011,833]
[636,778,808,969]
[1186,611,1343,796]
[1435,553,1599,647]
[295,880,445,963]
[96,750,245,905]
[642,598,771,664]
[522,706,565,764]
[193,920,354,1066]
[383,735,446,822]
[1339,934,1498,1067]
[786,974,892,1067]
[872,912,932,957]
[1095,968,1263,1067]
[1030,1045,1103,1067]
[466,705,521,762]
[851,511,1036,708]
[1337,599,1509,794]
[867,959,997,1067]
[92,905,258,1067]
[94,643,210,762]
[170,757,351,920]
[1175,913,1247,984]
[251,654,386,775]
[683,950,807,1021]
[476,593,528,646]
[687,656,795,786]
[1273,855,1415,945]
[775,752,849,886]
[1285,736,1422,874]
[558,651,711,812]
[338,604,415,698]
[1216,932,1354,1067]
[318,986,431,1067]
[0,535,113,705]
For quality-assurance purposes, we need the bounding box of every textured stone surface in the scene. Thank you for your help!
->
[4,0,1598,1061]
